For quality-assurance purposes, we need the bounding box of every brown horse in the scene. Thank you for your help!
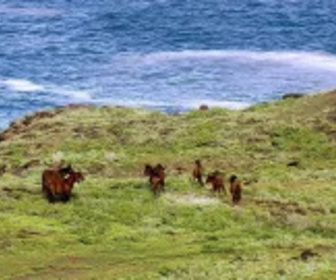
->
[206,171,226,195]
[144,164,165,196]
[42,165,84,202]
[229,175,242,205]
[192,159,204,186]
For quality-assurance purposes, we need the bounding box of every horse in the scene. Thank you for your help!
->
[229,175,242,205]
[42,165,84,202]
[192,159,204,186]
[206,171,226,195]
[144,164,165,196]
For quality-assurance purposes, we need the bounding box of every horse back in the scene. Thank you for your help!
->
[42,169,64,195]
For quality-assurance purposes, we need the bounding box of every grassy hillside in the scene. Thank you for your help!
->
[1,90,336,279]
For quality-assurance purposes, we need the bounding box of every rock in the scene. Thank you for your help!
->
[0,164,6,176]
[175,166,186,175]
[287,161,299,167]
[199,104,209,110]
[271,140,279,147]
[282,93,304,100]
[300,249,318,261]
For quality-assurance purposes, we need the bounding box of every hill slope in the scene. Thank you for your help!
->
[1,91,336,279]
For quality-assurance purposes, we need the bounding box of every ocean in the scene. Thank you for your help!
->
[0,0,336,128]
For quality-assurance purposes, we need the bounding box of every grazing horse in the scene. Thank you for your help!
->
[144,164,165,196]
[229,175,242,205]
[42,165,84,202]
[192,160,204,186]
[206,171,226,195]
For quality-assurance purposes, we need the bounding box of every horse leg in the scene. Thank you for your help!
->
[160,181,165,192]
[212,184,217,195]
[151,183,157,197]
[161,178,165,192]
[45,189,55,203]
[197,176,204,186]
[61,193,70,202]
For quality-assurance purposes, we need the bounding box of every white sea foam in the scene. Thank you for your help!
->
[59,90,92,100]
[0,5,60,17]
[0,79,45,92]
[133,50,336,72]
[187,100,252,110]
[90,98,170,108]
[0,78,92,101]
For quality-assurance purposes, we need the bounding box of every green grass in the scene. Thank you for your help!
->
[1,90,336,279]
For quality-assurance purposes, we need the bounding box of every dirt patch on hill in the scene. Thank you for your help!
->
[252,198,329,216]
[253,198,307,215]
[164,193,221,206]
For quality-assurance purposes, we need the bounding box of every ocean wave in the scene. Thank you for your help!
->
[0,5,60,17]
[0,78,92,101]
[53,89,92,100]
[90,98,170,107]
[130,50,336,72]
[0,79,45,92]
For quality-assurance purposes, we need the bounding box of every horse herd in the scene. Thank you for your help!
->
[144,160,242,204]
[41,160,242,205]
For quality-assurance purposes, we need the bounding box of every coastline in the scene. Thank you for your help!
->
[0,89,316,133]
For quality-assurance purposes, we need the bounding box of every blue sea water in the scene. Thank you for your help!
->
[0,0,336,128]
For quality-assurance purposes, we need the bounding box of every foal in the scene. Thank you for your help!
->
[192,160,204,186]
[206,171,226,195]
[229,175,242,205]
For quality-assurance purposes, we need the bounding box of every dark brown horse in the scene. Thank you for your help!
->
[42,165,84,202]
[206,171,226,195]
[229,175,242,205]
[144,164,165,196]
[192,159,204,186]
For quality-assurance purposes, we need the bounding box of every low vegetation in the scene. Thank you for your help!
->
[1,90,336,279]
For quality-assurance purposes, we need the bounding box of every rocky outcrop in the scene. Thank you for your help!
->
[199,104,209,110]
[0,104,92,142]
[282,93,304,99]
